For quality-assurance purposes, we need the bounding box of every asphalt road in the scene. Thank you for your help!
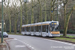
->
[8,35,75,50]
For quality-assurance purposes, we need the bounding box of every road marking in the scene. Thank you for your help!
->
[43,39,75,46]
[14,38,36,50]
[13,38,18,40]
[15,45,26,48]
[3,48,5,50]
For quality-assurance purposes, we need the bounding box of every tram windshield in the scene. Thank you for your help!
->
[50,22,59,31]
[50,27,58,31]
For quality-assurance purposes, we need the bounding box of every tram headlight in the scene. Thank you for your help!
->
[52,23,56,25]
[54,23,56,25]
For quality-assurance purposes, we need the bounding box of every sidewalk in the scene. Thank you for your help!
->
[5,38,32,50]
[0,43,8,50]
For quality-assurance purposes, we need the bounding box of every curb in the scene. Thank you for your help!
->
[4,40,10,50]
[0,43,6,50]
[5,42,9,50]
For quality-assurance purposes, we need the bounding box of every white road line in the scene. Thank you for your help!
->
[3,48,5,50]
[13,38,36,50]
[13,38,18,40]
[43,39,75,46]
[15,45,26,48]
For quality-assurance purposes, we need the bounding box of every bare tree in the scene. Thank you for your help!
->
[50,0,56,21]
[19,0,23,33]
[7,0,11,33]
[38,0,42,22]
[31,0,34,23]
[44,0,47,21]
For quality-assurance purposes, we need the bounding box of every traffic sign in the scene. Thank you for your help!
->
[51,11,53,13]
[0,23,2,29]
[0,23,5,29]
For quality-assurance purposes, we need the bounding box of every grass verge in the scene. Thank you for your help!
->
[51,37,75,44]
[53,37,75,42]
[8,33,21,35]
[61,35,75,38]
[66,35,75,38]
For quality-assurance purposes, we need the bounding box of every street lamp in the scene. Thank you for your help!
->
[0,0,5,43]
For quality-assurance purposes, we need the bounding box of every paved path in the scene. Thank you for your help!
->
[0,43,8,50]
[6,38,31,50]
[7,35,75,50]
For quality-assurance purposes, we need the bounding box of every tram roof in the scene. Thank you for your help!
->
[22,21,59,27]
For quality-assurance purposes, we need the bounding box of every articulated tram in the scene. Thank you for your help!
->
[21,21,60,37]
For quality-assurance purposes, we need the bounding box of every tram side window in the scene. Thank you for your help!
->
[26,27,29,31]
[33,26,35,31]
[35,26,38,32]
[29,27,31,32]
[26,27,28,31]
[25,27,27,31]
[35,26,36,32]
[37,26,39,32]
[25,27,26,31]
[37,26,38,32]
[28,27,30,31]
[34,26,35,31]
[38,26,41,32]
[46,25,48,33]
[31,26,32,31]
[42,25,48,32]
[42,25,46,32]
[22,27,24,31]
[31,26,34,32]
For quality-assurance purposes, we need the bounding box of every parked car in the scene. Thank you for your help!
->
[0,32,8,38]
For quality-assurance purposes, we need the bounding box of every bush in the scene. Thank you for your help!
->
[60,29,64,33]
[67,29,75,33]
[6,30,20,32]
[60,29,75,34]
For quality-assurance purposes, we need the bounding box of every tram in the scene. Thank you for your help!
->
[21,21,60,37]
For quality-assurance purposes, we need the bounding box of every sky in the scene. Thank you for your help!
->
[5,0,21,6]
[0,0,31,6]
[0,0,1,2]
[0,0,5,2]
[0,0,63,9]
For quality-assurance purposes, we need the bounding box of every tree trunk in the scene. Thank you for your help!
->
[31,0,34,24]
[50,0,54,21]
[14,18,18,34]
[64,8,73,37]
[8,8,11,33]
[20,0,23,33]
[63,4,67,37]
[24,2,28,24]
[63,0,68,37]
[38,0,42,22]
[44,0,47,21]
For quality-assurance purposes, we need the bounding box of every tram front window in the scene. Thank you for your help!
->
[51,27,55,31]
[50,22,59,31]
[50,27,58,31]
